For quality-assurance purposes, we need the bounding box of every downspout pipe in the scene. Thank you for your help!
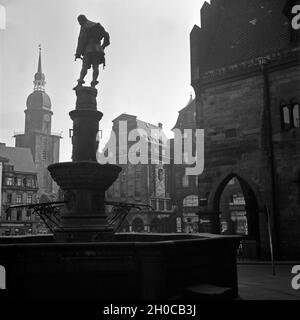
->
[259,57,280,259]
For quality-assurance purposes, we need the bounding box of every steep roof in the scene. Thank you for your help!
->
[0,145,36,173]
[172,96,196,130]
[191,0,293,74]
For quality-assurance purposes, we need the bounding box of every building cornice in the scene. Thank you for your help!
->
[192,46,300,89]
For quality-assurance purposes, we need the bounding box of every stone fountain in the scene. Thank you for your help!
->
[0,85,241,300]
[0,15,241,301]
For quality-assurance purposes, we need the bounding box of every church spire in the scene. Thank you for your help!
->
[33,45,46,91]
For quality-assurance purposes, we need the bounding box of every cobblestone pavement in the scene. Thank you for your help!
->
[237,264,300,300]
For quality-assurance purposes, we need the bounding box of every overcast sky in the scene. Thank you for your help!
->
[0,0,206,162]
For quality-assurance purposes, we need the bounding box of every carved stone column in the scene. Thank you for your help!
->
[48,87,121,242]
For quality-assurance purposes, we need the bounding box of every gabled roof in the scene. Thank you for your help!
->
[0,145,36,173]
[112,113,137,122]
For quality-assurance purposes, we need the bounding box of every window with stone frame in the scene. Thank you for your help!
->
[159,199,165,211]
[17,209,22,221]
[280,103,291,130]
[26,194,33,204]
[6,210,11,221]
[26,210,31,221]
[6,177,13,186]
[280,100,300,130]
[6,193,12,204]
[292,103,300,128]
[41,139,48,161]
[182,174,189,188]
[150,199,157,211]
[166,199,172,211]
[13,177,22,186]
[16,194,22,204]
[135,166,142,197]
[120,171,127,198]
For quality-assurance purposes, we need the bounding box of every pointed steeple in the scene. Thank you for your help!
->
[38,45,42,74]
[33,45,46,91]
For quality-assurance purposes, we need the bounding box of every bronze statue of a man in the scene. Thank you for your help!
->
[74,14,110,89]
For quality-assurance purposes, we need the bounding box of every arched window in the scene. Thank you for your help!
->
[183,195,199,207]
[280,103,291,130]
[280,100,300,130]
[0,265,6,289]
[292,103,300,128]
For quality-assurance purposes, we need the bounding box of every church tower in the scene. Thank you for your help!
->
[14,46,61,199]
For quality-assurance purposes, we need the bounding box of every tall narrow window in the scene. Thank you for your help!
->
[135,167,141,197]
[159,200,165,211]
[6,210,11,221]
[16,194,22,204]
[120,171,126,198]
[26,194,33,204]
[6,194,12,204]
[151,199,157,211]
[26,210,31,221]
[17,210,22,221]
[281,104,291,130]
[292,103,300,128]
[166,200,172,211]
[182,175,189,188]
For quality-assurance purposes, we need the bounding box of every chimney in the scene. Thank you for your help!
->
[158,123,163,129]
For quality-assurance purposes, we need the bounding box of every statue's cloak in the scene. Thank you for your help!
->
[75,19,110,62]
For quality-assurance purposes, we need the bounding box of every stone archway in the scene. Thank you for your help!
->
[208,170,264,213]
[210,172,261,258]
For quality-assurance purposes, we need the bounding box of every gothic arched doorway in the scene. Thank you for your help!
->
[213,174,260,258]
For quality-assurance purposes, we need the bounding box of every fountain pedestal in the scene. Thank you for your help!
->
[48,87,121,242]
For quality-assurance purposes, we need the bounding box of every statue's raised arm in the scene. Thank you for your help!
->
[74,14,110,90]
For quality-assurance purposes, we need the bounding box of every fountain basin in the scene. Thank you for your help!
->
[48,162,121,191]
[0,233,240,300]
[48,162,122,242]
